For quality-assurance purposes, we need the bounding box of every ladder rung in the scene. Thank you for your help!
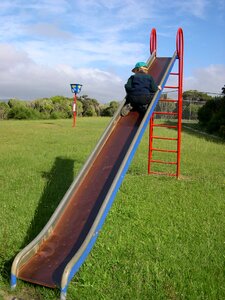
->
[150,159,177,165]
[152,148,178,153]
[159,99,178,103]
[149,171,177,177]
[154,112,178,115]
[152,136,178,141]
[153,124,177,129]
[164,86,179,89]
[170,72,179,75]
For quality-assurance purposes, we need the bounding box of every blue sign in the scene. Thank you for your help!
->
[70,84,82,94]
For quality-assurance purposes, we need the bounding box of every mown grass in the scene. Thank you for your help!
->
[0,118,224,300]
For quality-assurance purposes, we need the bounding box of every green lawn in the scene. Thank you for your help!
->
[0,118,224,300]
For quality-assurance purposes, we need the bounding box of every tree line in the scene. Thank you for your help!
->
[0,87,224,138]
[0,95,120,120]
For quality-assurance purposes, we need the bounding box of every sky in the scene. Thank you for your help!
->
[0,0,225,103]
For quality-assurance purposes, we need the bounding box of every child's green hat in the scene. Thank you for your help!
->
[132,61,148,72]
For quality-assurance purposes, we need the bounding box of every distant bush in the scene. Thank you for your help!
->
[83,105,97,117]
[33,96,72,119]
[33,99,54,117]
[0,102,10,119]
[78,95,101,117]
[8,105,40,120]
[219,125,225,137]
[101,101,119,117]
[50,111,68,119]
[198,99,217,125]
[198,95,225,138]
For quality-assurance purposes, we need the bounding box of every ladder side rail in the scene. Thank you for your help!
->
[176,28,184,178]
[148,28,184,176]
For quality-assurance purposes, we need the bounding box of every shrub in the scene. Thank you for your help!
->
[101,101,120,117]
[83,105,97,117]
[198,99,217,125]
[198,96,225,137]
[8,105,40,120]
[50,111,67,119]
[219,125,225,138]
[0,102,10,119]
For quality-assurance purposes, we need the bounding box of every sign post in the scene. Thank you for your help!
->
[70,84,82,127]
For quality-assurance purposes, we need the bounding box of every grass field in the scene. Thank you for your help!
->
[0,118,225,300]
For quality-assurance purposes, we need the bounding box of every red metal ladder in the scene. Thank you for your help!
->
[148,28,184,178]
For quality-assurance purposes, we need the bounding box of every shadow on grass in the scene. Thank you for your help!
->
[2,156,75,281]
[23,156,74,245]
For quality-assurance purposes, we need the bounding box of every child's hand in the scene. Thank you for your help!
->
[158,85,162,90]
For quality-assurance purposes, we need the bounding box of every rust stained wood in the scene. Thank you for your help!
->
[18,57,172,288]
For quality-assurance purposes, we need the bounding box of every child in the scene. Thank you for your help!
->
[121,62,161,116]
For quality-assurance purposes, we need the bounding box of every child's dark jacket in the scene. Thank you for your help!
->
[125,73,158,96]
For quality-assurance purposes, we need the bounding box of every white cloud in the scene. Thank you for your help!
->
[1,43,224,102]
[0,0,224,102]
[184,64,225,94]
[0,44,32,71]
[0,44,125,102]
[12,33,145,69]
[181,0,208,18]
[27,23,73,40]
[160,0,209,19]
[0,0,70,16]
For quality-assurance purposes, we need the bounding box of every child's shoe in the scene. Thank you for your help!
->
[121,103,133,116]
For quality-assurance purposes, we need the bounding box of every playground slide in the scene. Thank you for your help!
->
[11,53,177,300]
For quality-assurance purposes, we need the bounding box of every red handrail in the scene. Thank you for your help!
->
[176,28,184,177]
[176,28,184,59]
[150,28,157,55]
